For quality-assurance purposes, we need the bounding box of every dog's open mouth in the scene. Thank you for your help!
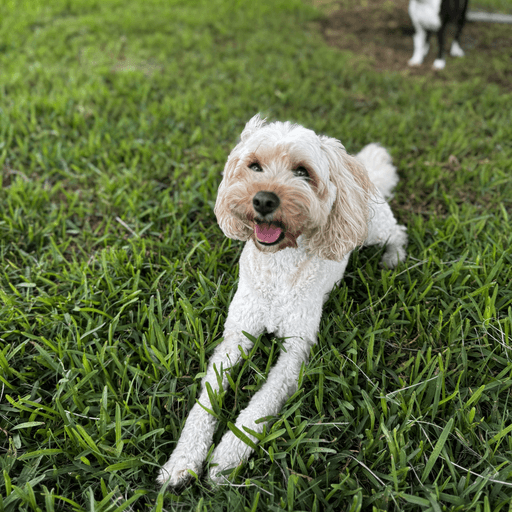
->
[254,222,285,245]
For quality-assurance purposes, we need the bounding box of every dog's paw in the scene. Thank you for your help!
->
[433,58,446,70]
[408,56,423,67]
[450,41,465,57]
[381,245,407,269]
[157,453,202,488]
[408,44,429,66]
[209,463,235,485]
[209,430,253,484]
[381,251,402,269]
[380,225,407,269]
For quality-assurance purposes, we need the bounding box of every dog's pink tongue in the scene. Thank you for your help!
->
[255,224,282,243]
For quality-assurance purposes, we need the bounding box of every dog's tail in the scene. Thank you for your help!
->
[356,143,398,200]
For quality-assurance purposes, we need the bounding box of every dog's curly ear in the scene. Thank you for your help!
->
[214,151,249,241]
[240,113,267,142]
[213,114,268,241]
[307,136,376,262]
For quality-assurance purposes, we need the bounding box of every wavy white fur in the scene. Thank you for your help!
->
[157,115,408,487]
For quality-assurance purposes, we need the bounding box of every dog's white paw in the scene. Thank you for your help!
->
[380,225,407,269]
[209,430,253,484]
[408,56,423,67]
[408,42,429,66]
[450,41,465,57]
[157,453,203,487]
[381,243,407,269]
[381,249,404,269]
[433,58,446,70]
[209,463,234,485]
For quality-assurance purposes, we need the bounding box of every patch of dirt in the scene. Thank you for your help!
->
[316,0,512,89]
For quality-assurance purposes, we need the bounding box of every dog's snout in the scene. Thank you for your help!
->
[252,191,280,215]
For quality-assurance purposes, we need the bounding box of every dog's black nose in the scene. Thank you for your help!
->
[252,191,280,216]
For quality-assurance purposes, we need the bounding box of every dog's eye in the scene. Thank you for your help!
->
[293,166,309,179]
[249,162,263,172]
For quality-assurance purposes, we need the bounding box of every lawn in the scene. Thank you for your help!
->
[1,0,511,510]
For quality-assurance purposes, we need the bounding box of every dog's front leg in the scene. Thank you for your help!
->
[158,289,265,488]
[408,24,430,66]
[209,334,316,483]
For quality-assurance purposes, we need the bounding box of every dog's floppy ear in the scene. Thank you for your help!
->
[214,114,267,241]
[240,113,267,142]
[213,130,252,241]
[307,136,376,261]
[214,149,248,241]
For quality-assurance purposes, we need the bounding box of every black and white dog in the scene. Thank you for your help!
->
[408,0,469,69]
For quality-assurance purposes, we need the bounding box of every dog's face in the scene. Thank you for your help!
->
[214,114,374,261]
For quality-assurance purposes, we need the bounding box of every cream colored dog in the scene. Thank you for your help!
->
[158,114,407,487]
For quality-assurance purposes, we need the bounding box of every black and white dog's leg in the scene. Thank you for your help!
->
[433,20,448,69]
[409,23,430,66]
[450,0,468,57]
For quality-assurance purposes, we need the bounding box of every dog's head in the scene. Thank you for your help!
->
[214,114,375,261]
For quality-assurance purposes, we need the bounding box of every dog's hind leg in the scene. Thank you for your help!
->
[433,21,448,69]
[450,0,468,57]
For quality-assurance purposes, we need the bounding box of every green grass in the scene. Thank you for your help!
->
[1,0,512,510]
[473,0,512,13]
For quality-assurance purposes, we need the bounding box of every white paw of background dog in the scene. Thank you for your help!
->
[433,58,446,70]
[408,56,422,66]
[450,41,465,57]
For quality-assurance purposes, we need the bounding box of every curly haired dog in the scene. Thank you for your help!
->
[158,114,407,487]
